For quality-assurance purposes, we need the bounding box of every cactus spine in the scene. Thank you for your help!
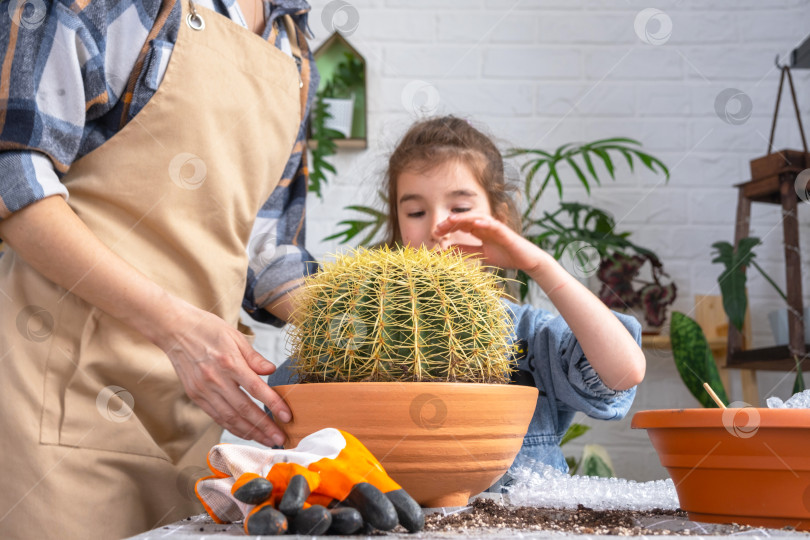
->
[288,246,514,383]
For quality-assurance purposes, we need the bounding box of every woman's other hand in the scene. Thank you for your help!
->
[152,299,292,447]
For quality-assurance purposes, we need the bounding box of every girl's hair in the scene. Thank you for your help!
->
[384,116,521,246]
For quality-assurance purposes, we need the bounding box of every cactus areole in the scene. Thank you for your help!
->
[288,246,515,383]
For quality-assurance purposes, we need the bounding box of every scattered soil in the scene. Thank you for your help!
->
[420,498,760,536]
[154,505,810,537]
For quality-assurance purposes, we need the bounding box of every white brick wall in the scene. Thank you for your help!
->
[243,0,810,481]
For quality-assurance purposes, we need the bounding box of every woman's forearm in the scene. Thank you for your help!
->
[0,195,182,344]
[0,195,293,446]
[525,250,646,391]
[265,282,302,324]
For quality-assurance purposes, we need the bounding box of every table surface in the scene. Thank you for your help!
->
[126,495,810,540]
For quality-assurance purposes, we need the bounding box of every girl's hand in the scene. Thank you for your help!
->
[437,212,645,391]
[434,213,544,273]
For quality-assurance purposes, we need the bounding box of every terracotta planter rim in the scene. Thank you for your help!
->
[631,408,810,429]
[277,381,517,389]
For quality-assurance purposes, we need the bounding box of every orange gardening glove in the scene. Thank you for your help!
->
[195,428,424,535]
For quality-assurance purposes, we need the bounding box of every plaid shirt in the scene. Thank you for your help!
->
[0,0,319,326]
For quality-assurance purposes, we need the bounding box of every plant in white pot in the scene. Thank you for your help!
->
[308,52,364,198]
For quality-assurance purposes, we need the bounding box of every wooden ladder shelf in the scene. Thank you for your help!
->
[726,65,809,372]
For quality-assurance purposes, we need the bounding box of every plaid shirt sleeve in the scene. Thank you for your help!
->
[0,0,317,326]
[0,2,108,216]
[243,139,320,327]
[242,11,320,326]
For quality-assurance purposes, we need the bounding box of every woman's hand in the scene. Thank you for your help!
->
[153,300,291,447]
[0,196,291,446]
[433,213,543,273]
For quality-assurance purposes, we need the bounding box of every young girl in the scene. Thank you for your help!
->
[383,116,645,481]
[270,116,645,482]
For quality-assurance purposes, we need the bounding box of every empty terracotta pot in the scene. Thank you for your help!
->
[275,382,538,508]
[632,408,810,530]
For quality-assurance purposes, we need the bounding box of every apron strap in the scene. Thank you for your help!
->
[283,15,303,64]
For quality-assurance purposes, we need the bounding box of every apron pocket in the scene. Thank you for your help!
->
[46,304,210,462]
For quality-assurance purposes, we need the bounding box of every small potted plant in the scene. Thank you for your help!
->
[635,242,810,531]
[308,52,364,198]
[712,237,809,348]
[668,236,806,410]
[317,51,363,138]
[520,201,677,332]
[275,246,538,508]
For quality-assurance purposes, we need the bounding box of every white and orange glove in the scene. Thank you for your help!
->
[195,428,424,535]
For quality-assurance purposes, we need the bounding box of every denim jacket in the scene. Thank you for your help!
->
[267,298,641,481]
[501,299,640,477]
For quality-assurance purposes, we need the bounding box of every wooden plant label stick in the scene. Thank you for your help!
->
[703,382,726,409]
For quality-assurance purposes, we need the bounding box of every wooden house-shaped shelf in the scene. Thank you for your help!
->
[309,32,367,149]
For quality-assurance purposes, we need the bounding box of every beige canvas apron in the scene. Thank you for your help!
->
[0,2,303,538]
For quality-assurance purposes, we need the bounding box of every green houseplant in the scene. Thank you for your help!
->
[711,237,805,394]
[309,52,364,198]
[561,422,614,478]
[669,236,805,408]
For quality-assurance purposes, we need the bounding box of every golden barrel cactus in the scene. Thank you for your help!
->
[288,246,514,383]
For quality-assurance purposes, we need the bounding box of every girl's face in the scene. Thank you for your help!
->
[396,159,493,250]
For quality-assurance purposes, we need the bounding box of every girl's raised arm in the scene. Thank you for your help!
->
[435,213,646,391]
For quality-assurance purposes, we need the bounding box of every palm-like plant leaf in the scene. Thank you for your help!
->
[321,193,388,246]
[308,98,341,199]
[507,138,670,221]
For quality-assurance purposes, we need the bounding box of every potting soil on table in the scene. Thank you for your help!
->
[128,499,810,538]
[127,490,810,539]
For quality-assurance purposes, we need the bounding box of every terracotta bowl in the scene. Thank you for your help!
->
[632,408,810,531]
[274,382,538,508]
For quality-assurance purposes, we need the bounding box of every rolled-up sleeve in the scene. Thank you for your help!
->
[243,153,319,327]
[0,151,66,217]
[507,300,641,421]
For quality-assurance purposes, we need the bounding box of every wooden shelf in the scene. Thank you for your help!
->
[726,345,810,371]
[307,138,367,151]
[641,334,726,356]
[735,164,808,204]
[641,334,670,349]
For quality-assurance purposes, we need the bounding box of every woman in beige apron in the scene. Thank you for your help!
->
[0,1,311,538]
